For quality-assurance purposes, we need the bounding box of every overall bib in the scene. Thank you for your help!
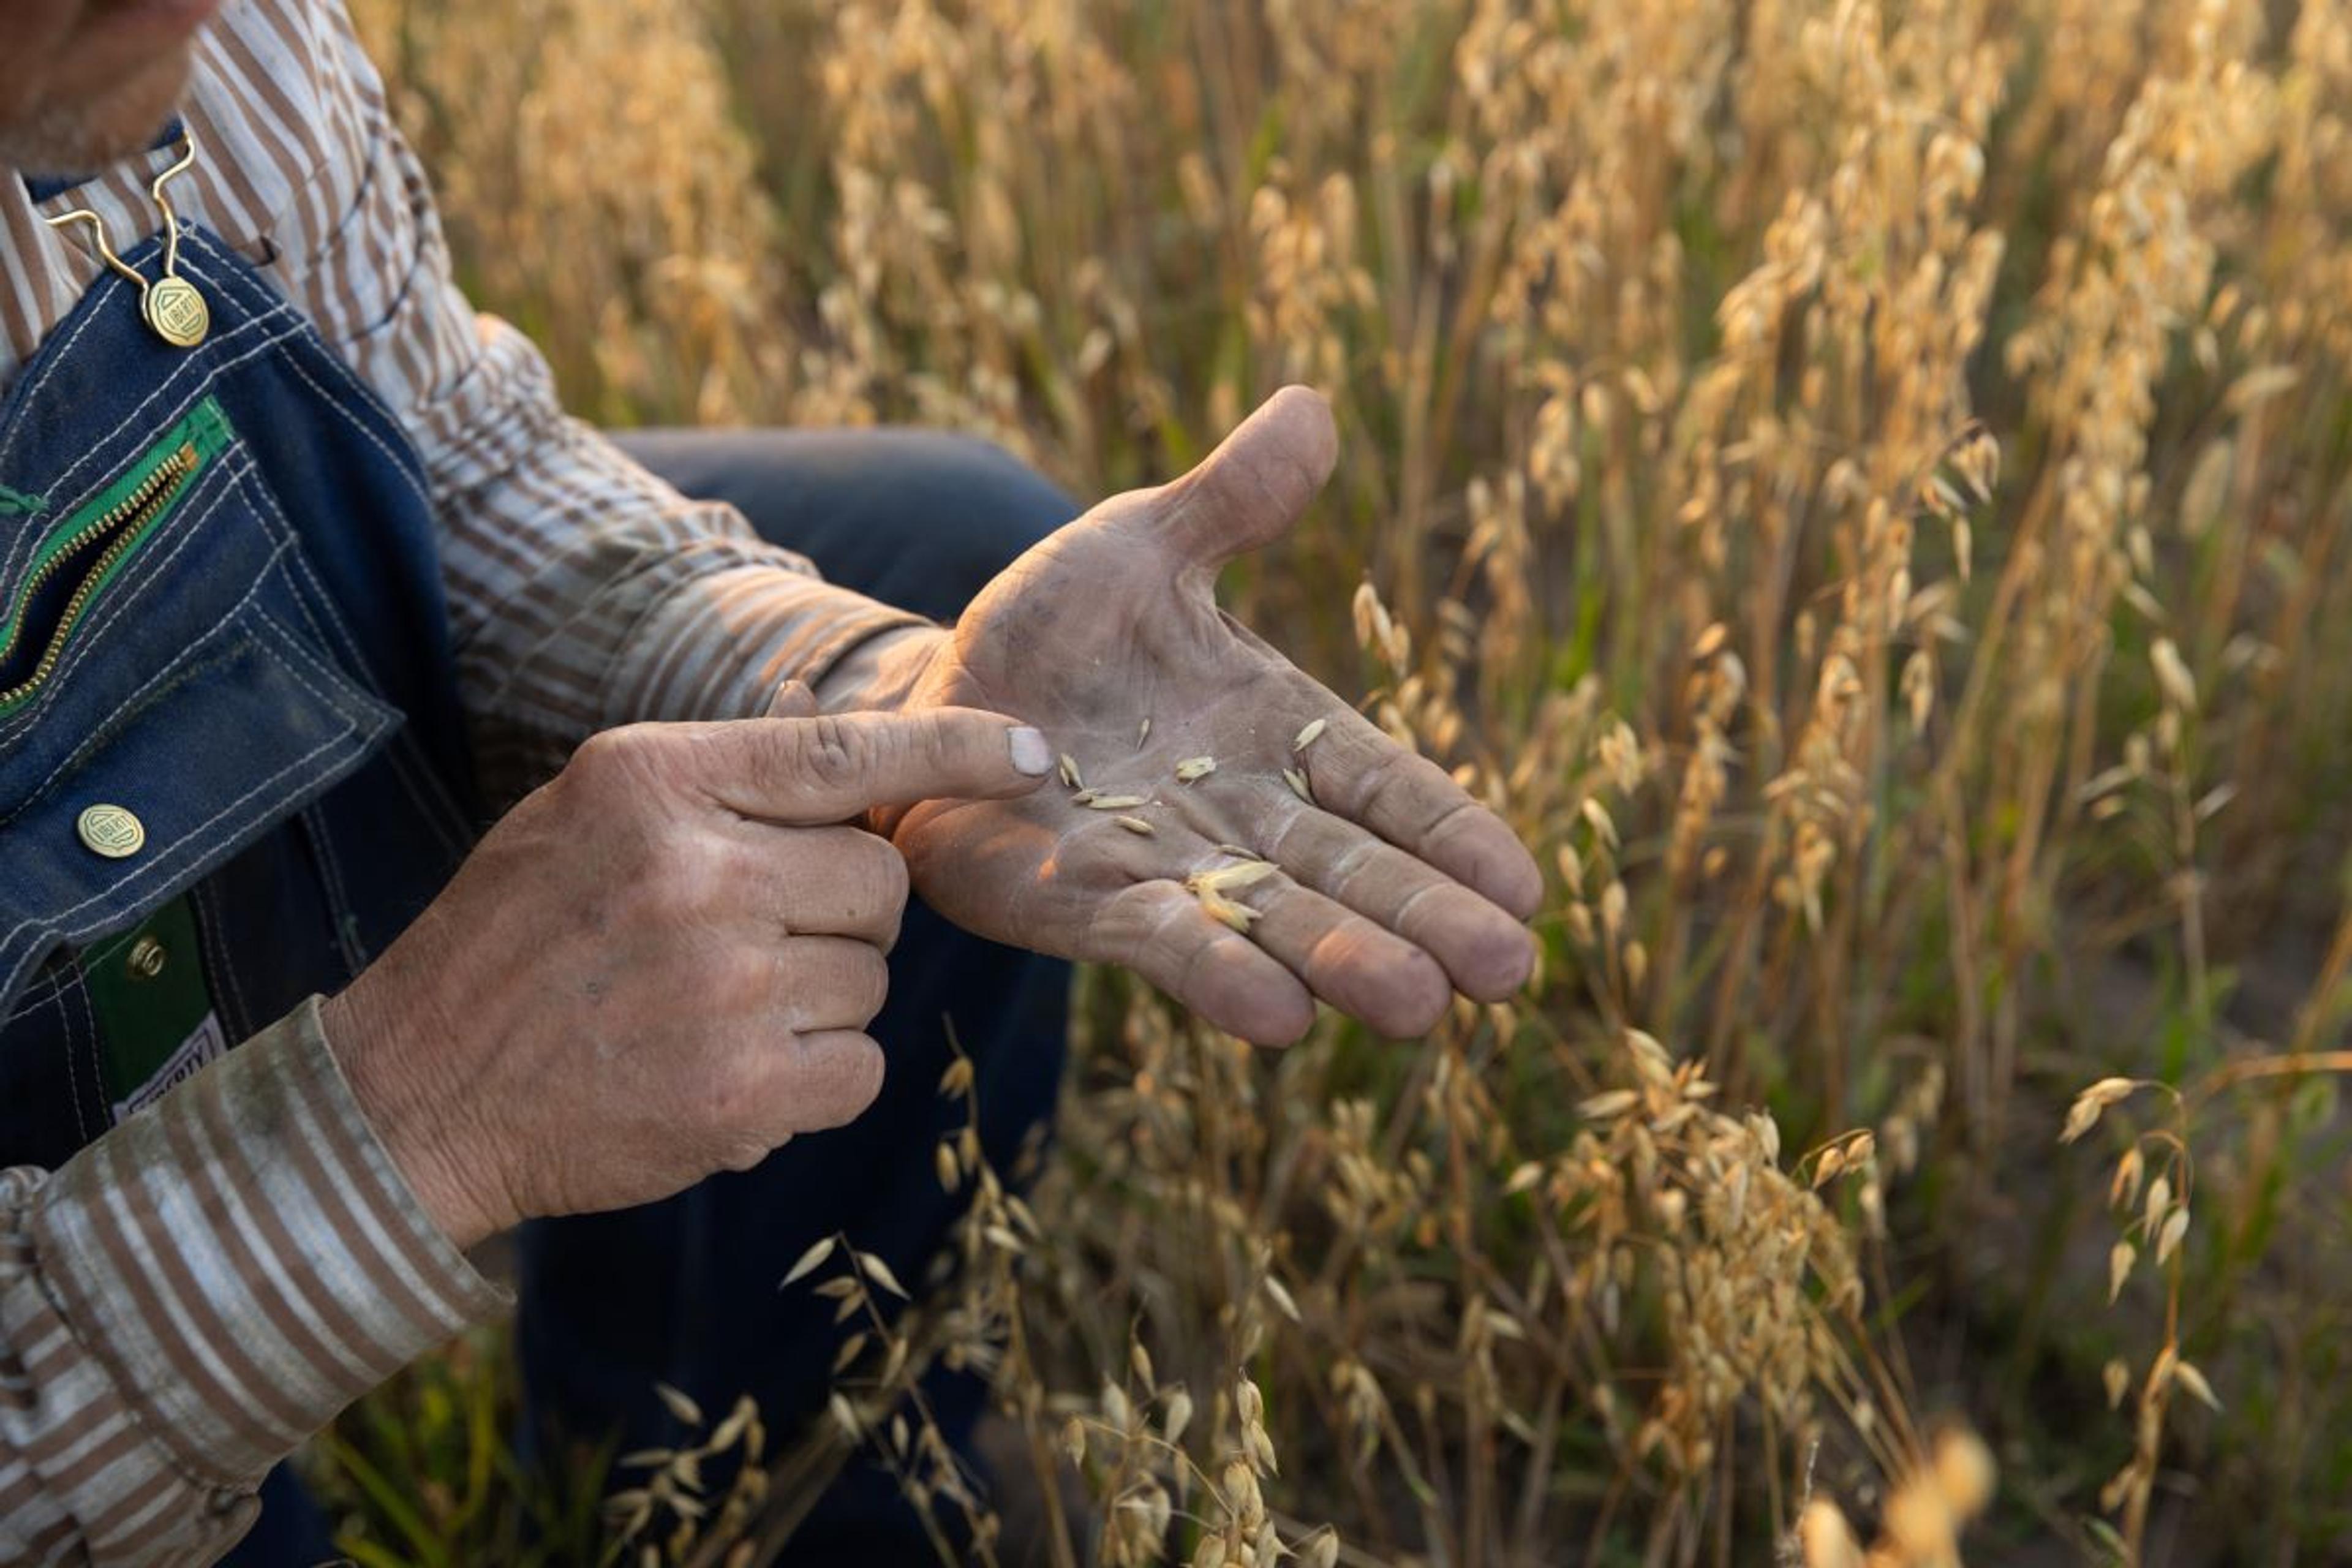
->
[0,221,476,1196]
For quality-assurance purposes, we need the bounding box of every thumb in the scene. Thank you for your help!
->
[689,707,1054,826]
[1153,385,1338,569]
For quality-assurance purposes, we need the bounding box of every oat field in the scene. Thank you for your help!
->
[322,2,2352,1564]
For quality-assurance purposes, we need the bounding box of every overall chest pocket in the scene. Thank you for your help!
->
[0,395,404,1015]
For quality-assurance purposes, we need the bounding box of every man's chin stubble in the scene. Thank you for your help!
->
[0,48,194,174]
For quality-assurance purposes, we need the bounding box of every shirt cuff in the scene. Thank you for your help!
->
[31,995,510,1489]
[605,558,931,729]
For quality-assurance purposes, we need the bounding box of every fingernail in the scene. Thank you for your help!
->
[767,679,818,720]
[1008,726,1052,775]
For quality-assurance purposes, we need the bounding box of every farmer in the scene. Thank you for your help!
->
[0,1,1540,1561]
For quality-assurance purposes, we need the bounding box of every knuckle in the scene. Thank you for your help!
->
[800,941,891,1028]
[831,1035,888,1117]
[706,1044,799,1166]
[708,1114,779,1173]
[690,1062,771,1169]
[570,725,658,794]
[1324,837,1384,900]
[861,835,913,910]
[851,946,892,1024]
[642,840,725,922]
[1351,750,1412,820]
[782,1031,884,1130]
[568,726,628,777]
[913,710,965,768]
[715,1142,774,1175]
[873,903,906,956]
[790,829,906,937]
[706,943,777,1013]
[562,729,688,838]
[793,715,872,790]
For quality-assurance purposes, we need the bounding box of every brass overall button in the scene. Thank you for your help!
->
[77,804,147,859]
[144,277,210,349]
[126,936,168,980]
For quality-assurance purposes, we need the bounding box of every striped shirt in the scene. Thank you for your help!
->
[1,3,921,1560]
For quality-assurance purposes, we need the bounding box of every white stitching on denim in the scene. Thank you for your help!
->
[232,451,374,673]
[64,963,95,1143]
[284,631,473,858]
[0,975,75,1120]
[273,350,433,511]
[0,454,469,887]
[0,229,458,992]
[247,603,395,728]
[182,230,299,318]
[5,533,284,804]
[301,805,364,970]
[0,302,297,553]
[3,255,430,733]
[188,878,252,1041]
[7,453,259,719]
[255,518,473,853]
[0,707,360,954]
[39,312,296,500]
[380,733,476,859]
[0,311,300,586]
[4,557,283,812]
[0,266,138,472]
[181,222,445,461]
[0,471,277,752]
[238,620,404,962]
[263,580,470,851]
[0,343,282,604]
[1,962,70,1026]
[230,454,475,854]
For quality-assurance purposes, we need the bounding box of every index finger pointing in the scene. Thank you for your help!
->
[689,709,1054,827]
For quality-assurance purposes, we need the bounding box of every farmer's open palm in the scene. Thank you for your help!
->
[886,388,1544,1044]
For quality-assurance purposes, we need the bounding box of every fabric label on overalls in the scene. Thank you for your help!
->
[80,896,224,1122]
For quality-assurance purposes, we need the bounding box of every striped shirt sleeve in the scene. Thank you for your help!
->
[0,997,506,1566]
[308,15,925,797]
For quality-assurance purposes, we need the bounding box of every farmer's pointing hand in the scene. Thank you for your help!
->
[322,707,1054,1251]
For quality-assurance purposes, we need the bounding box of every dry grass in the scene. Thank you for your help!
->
[325,1,2352,1563]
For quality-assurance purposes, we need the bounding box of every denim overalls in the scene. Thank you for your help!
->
[0,216,477,1167]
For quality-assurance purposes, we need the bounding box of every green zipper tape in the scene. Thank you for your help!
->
[0,398,234,715]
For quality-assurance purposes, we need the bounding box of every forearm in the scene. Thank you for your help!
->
[419,331,929,795]
[0,1001,504,1565]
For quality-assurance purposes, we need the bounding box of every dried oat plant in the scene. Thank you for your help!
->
[334,1,2352,1562]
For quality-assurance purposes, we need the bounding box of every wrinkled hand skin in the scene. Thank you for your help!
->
[881,386,1545,1046]
[324,706,1049,1250]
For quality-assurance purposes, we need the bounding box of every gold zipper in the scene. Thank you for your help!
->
[0,443,199,711]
